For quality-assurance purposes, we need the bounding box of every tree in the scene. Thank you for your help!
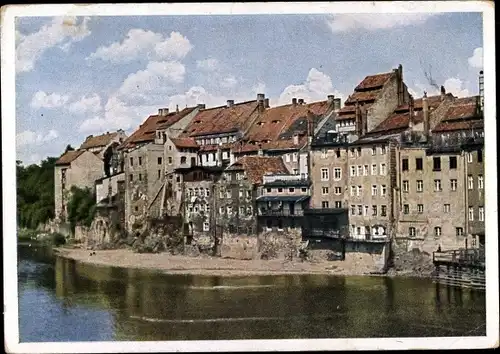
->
[66,186,96,231]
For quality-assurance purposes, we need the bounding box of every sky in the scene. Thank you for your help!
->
[15,12,483,166]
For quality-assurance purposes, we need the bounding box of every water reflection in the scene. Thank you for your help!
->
[17,245,487,342]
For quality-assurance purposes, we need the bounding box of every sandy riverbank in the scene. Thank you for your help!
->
[53,247,388,277]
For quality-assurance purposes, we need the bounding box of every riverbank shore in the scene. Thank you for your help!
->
[53,247,431,278]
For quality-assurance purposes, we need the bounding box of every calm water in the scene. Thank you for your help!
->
[17,244,486,342]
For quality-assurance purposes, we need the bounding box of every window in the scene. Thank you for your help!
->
[468,175,474,190]
[356,227,362,236]
[351,205,356,215]
[402,158,409,171]
[364,205,369,216]
[434,227,442,236]
[138,157,142,165]
[247,206,253,215]
[444,204,451,213]
[158,170,161,179]
[409,227,416,237]
[449,156,457,169]
[372,147,377,155]
[334,168,342,180]
[468,207,474,221]
[350,166,356,177]
[372,205,378,216]
[477,149,483,163]
[357,147,362,157]
[467,152,473,163]
[415,158,423,171]
[433,157,441,171]
[357,165,363,176]
[239,189,243,198]
[246,190,251,198]
[301,187,307,193]
[403,204,409,214]
[363,165,369,176]
[239,206,245,214]
[219,206,224,214]
[456,227,464,236]
[321,168,329,181]
[350,186,356,196]
[415,180,423,192]
[194,206,199,213]
[129,157,134,166]
[434,179,442,191]
[371,164,377,175]
[335,201,342,208]
[478,175,484,189]
[292,153,298,162]
[227,206,233,215]
[357,186,362,196]
[381,185,387,197]
[350,148,355,157]
[335,150,341,158]
[334,187,342,195]
[417,204,424,213]
[289,187,295,193]
[402,180,409,192]
[372,185,377,196]
[381,146,387,154]
[203,222,210,231]
[450,179,458,191]
[381,205,387,216]
[180,156,187,164]
[168,157,173,164]
[479,206,484,221]
[278,188,283,193]
[322,201,329,208]
[380,164,386,176]
[219,189,225,198]
[138,173,142,181]
[266,219,272,230]
[322,187,329,195]
[129,174,133,181]
[293,168,299,175]
[357,205,363,215]
[168,145,172,151]
[321,149,327,159]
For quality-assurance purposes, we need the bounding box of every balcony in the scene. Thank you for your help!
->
[258,208,304,217]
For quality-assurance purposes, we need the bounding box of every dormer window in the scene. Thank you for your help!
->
[194,120,201,124]
[272,120,280,124]
[257,122,264,126]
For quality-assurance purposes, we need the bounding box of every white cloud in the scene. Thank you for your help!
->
[274,68,344,105]
[167,86,226,110]
[408,77,470,98]
[16,16,91,73]
[196,58,219,71]
[68,94,102,114]
[221,75,238,89]
[16,129,59,148]
[31,91,70,109]
[468,47,483,69]
[88,29,192,64]
[326,13,440,33]
[117,61,186,103]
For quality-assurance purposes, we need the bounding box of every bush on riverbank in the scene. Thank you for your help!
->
[67,186,97,232]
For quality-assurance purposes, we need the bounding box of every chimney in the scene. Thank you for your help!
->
[197,104,206,110]
[298,98,305,105]
[293,134,299,145]
[257,144,263,156]
[361,105,367,136]
[226,99,234,108]
[158,108,169,116]
[333,98,341,111]
[479,70,484,112]
[394,64,404,105]
[257,93,265,112]
[216,144,222,166]
[327,94,335,105]
[264,98,270,108]
[440,85,446,100]
[355,100,362,136]
[292,98,297,106]
[422,91,430,141]
[176,105,179,113]
[408,95,414,129]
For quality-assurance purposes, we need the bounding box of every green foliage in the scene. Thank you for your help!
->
[67,186,97,231]
[50,232,66,246]
[17,157,57,229]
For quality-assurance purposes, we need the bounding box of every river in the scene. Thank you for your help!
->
[17,244,486,342]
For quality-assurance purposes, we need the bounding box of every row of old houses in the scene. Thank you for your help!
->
[53,64,486,256]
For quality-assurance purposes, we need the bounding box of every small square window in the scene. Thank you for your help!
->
[322,201,329,208]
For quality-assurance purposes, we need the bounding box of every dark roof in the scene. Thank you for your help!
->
[255,195,310,203]
[173,165,225,174]
[303,208,348,215]
[80,131,122,150]
[55,150,85,165]
[226,156,289,184]
[263,179,311,187]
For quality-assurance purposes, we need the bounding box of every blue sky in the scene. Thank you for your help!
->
[15,12,483,165]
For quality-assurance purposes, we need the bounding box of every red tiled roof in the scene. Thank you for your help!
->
[394,93,454,112]
[55,150,85,166]
[442,96,480,122]
[244,101,331,142]
[121,107,195,149]
[234,136,307,154]
[345,89,381,104]
[198,143,234,152]
[170,137,199,149]
[80,132,120,150]
[433,119,484,133]
[180,100,259,137]
[355,72,393,91]
[226,156,289,184]
[336,103,373,121]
